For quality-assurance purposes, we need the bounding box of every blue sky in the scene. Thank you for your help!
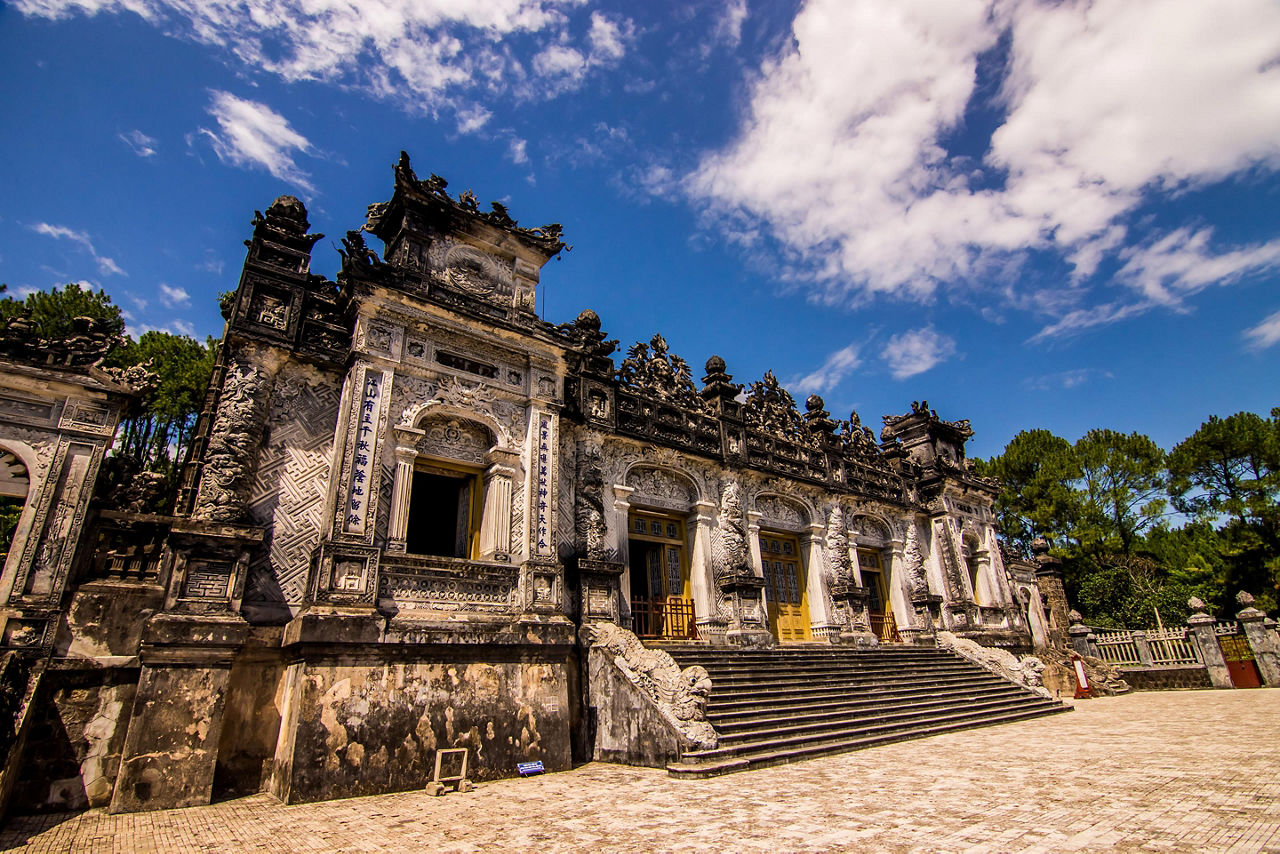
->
[2,0,1278,459]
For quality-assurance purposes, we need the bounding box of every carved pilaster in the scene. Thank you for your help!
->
[479,467,514,561]
[385,432,421,552]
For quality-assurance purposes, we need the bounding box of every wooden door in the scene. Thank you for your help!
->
[629,512,695,639]
[761,532,810,641]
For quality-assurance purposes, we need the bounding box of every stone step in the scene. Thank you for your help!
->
[710,683,1032,728]
[707,671,1012,705]
[687,698,1065,760]
[659,642,1069,778]
[667,704,1068,778]
[700,663,987,686]
[715,694,1049,745]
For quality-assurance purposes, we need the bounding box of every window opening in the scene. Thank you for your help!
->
[406,465,481,558]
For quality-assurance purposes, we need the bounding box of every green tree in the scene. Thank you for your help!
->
[1167,411,1280,614]
[1167,411,1279,533]
[974,429,1080,553]
[104,332,216,508]
[0,282,124,339]
[1073,429,1167,556]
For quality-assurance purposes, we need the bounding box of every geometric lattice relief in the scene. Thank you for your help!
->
[246,369,341,610]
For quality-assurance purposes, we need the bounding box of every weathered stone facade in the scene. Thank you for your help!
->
[0,153,1049,814]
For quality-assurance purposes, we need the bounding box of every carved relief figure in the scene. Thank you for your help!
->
[192,364,271,522]
[575,451,609,561]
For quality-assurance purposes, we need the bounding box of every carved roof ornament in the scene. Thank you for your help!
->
[616,334,703,408]
[0,313,123,371]
[369,150,567,256]
[881,399,974,440]
[804,395,837,439]
[558,309,618,372]
[700,355,742,404]
[837,409,881,454]
[742,371,806,441]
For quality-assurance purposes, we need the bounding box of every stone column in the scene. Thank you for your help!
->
[384,435,420,552]
[1236,593,1280,687]
[746,511,764,580]
[610,485,634,626]
[884,538,911,636]
[1186,600,1233,689]
[478,469,514,560]
[801,524,830,631]
[478,448,519,561]
[688,500,718,632]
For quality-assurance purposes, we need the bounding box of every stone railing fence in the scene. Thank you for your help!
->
[1070,595,1280,691]
[1089,627,1200,668]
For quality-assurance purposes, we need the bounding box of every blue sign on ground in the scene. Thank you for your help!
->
[517,761,545,776]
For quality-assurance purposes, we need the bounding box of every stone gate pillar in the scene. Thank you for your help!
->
[1236,592,1280,686]
[1186,598,1233,689]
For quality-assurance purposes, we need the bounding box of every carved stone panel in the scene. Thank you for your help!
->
[755,494,807,531]
[417,416,493,465]
[625,465,696,510]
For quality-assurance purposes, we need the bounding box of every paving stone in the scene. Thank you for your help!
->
[2,689,1277,853]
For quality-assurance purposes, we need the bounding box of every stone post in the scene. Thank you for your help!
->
[1186,598,1233,689]
[1132,630,1155,667]
[1067,610,1093,658]
[1235,592,1280,687]
[689,500,718,636]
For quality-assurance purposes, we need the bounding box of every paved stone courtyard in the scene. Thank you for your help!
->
[3,688,1277,853]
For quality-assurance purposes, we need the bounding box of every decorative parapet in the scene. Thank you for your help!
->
[563,331,909,502]
[936,631,1052,699]
[581,622,717,751]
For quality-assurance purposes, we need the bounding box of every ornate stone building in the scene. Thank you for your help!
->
[0,153,1053,814]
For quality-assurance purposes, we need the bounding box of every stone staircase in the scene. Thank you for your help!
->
[661,643,1068,778]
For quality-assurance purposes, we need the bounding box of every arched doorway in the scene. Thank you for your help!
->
[0,448,30,567]
[760,531,809,641]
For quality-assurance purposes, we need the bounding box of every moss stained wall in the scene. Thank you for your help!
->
[276,653,572,803]
[213,642,287,799]
[14,669,137,813]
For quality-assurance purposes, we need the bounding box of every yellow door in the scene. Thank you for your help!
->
[629,512,695,639]
[761,532,810,641]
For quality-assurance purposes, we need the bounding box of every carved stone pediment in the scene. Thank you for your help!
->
[625,465,696,508]
[755,494,808,531]
[417,416,494,465]
[441,244,514,300]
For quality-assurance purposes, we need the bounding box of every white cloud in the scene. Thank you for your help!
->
[119,129,157,157]
[533,44,586,82]
[508,137,529,165]
[196,253,224,276]
[712,0,748,50]
[455,105,492,134]
[133,319,198,338]
[883,326,956,380]
[158,283,190,307]
[1243,309,1280,351]
[199,91,315,192]
[1023,367,1111,391]
[15,0,632,123]
[587,12,628,62]
[29,222,126,276]
[792,343,861,395]
[690,0,1280,331]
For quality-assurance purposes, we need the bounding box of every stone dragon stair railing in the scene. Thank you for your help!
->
[581,623,717,766]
